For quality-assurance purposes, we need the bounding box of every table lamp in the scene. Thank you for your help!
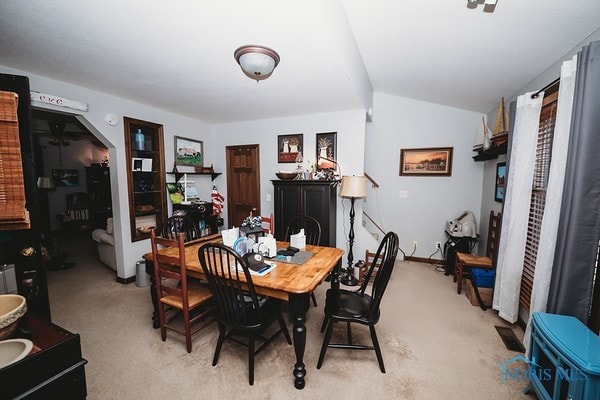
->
[36,176,56,190]
[339,175,367,286]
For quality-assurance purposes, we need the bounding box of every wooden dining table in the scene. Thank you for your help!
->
[143,233,344,389]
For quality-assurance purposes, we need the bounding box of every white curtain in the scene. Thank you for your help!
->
[492,93,544,323]
[523,56,577,350]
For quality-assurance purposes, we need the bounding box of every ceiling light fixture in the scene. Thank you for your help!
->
[234,45,280,82]
[467,0,498,11]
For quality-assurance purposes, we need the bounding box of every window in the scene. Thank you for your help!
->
[519,88,559,309]
[0,91,30,230]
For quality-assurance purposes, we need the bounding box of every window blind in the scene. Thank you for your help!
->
[0,90,30,230]
[519,91,558,309]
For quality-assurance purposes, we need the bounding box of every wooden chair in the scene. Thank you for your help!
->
[198,243,292,385]
[454,211,502,294]
[359,249,384,286]
[284,215,321,307]
[284,215,321,247]
[261,213,274,235]
[150,230,214,353]
[162,215,199,242]
[60,192,91,231]
[317,231,399,373]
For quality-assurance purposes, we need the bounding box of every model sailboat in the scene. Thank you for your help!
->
[473,116,492,151]
[473,97,509,152]
[491,97,509,143]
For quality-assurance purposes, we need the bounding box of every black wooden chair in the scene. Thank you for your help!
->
[162,215,199,242]
[150,230,214,353]
[198,243,292,385]
[284,215,322,246]
[284,215,321,307]
[317,231,399,373]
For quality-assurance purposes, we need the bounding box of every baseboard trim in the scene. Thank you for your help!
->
[116,275,136,284]
[404,256,444,266]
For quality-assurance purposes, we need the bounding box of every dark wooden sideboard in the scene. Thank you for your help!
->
[0,314,87,399]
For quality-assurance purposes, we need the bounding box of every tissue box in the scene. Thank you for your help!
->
[290,232,306,250]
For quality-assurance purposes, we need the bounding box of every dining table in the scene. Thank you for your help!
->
[143,233,344,389]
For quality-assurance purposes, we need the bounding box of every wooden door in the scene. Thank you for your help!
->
[226,145,261,227]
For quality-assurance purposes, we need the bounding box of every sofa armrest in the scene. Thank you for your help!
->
[92,229,114,246]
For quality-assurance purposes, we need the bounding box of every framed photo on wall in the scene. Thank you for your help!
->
[277,133,303,163]
[52,169,79,186]
[495,162,506,202]
[399,147,453,176]
[316,132,337,169]
[174,136,203,167]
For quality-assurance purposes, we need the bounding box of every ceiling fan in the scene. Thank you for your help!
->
[33,120,88,165]
[34,120,86,147]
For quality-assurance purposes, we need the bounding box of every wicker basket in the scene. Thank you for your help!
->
[0,294,27,340]
[0,320,20,340]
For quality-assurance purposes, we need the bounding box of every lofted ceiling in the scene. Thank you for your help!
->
[1,1,599,124]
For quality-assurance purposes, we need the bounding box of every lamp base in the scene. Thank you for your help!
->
[341,273,358,286]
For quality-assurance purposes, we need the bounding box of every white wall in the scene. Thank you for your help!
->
[1,65,214,280]
[213,109,373,261]
[364,92,484,259]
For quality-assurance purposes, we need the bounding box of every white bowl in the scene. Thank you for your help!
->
[0,338,33,369]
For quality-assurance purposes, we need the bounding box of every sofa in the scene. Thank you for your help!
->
[91,218,117,271]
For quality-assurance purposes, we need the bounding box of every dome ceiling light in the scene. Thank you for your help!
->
[234,45,280,82]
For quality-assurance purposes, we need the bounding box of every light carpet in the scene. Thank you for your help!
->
[46,236,533,399]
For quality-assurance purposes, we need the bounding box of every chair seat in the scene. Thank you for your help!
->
[231,297,282,330]
[160,281,213,309]
[455,252,493,268]
[325,289,377,321]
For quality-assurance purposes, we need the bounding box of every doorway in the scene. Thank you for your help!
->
[31,108,114,272]
[225,144,261,227]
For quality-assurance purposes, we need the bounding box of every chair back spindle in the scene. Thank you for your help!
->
[284,215,321,246]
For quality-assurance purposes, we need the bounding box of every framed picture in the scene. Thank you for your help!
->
[131,158,152,171]
[52,169,79,186]
[277,134,303,163]
[316,132,337,169]
[174,136,203,167]
[399,147,453,176]
[495,162,506,202]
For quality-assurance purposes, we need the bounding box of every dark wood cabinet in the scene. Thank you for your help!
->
[272,180,337,247]
[124,117,167,242]
[85,165,111,229]
[1,314,87,399]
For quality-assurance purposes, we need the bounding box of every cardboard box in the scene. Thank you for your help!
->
[465,279,493,306]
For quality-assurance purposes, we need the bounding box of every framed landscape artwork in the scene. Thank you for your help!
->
[316,132,337,169]
[174,136,203,167]
[495,162,506,202]
[399,147,453,176]
[52,169,79,186]
[277,134,303,163]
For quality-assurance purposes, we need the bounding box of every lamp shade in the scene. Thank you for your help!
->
[339,175,367,198]
[36,176,55,189]
[234,45,280,82]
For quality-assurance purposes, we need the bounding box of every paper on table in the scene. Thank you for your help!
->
[235,261,276,276]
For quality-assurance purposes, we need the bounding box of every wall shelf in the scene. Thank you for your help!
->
[167,171,221,181]
[473,143,507,161]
